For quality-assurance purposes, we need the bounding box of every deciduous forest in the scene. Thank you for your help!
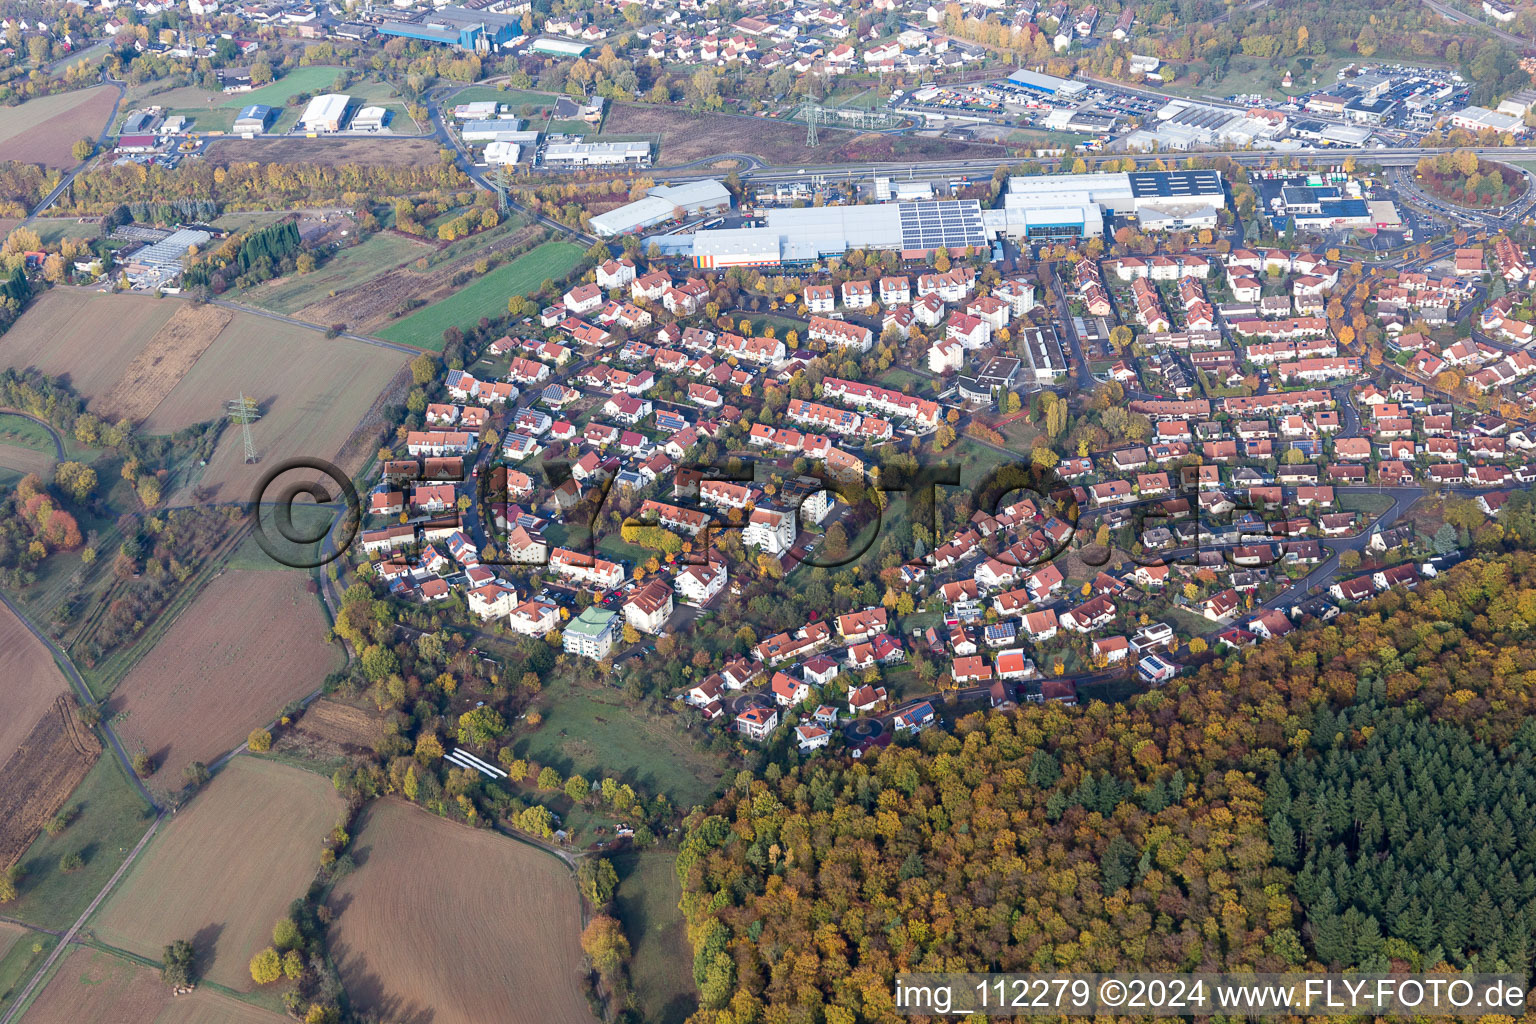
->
[676,550,1536,1023]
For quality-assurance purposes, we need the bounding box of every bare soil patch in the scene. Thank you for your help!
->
[202,136,440,168]
[0,291,178,402]
[95,304,233,423]
[602,103,1004,166]
[0,88,118,169]
[328,799,595,1024]
[108,570,343,791]
[91,757,344,992]
[0,695,100,868]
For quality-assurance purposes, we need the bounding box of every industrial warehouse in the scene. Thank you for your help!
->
[991,170,1228,240]
[297,93,352,132]
[679,170,1227,266]
[589,180,733,237]
[690,200,988,268]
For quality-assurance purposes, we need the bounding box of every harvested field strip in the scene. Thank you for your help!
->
[294,698,384,749]
[95,304,233,424]
[328,799,594,1024]
[0,601,71,764]
[90,757,344,992]
[0,696,101,868]
[107,569,343,792]
[376,241,584,349]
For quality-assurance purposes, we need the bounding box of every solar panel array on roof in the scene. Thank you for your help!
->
[1127,170,1223,199]
[897,200,986,250]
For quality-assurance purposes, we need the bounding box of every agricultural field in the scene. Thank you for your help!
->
[201,136,439,169]
[0,426,55,478]
[291,221,547,335]
[91,757,344,991]
[0,607,92,865]
[1,289,407,500]
[22,947,289,1024]
[0,87,118,168]
[327,800,594,1024]
[107,570,343,791]
[0,692,99,870]
[375,240,584,348]
[613,850,695,1024]
[239,232,435,315]
[600,103,1004,166]
[0,291,179,402]
[143,312,405,501]
[94,304,233,423]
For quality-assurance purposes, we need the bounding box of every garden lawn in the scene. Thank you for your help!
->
[376,242,584,349]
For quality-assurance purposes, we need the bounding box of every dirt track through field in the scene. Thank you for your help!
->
[96,304,233,423]
[328,799,595,1024]
[108,570,343,789]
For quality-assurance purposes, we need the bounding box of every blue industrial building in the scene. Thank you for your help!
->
[378,7,522,52]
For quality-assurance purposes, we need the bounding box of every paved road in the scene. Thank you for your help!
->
[0,589,159,811]
[0,811,165,1024]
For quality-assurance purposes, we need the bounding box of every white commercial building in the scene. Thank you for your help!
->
[298,93,351,132]
[589,179,732,237]
[542,140,651,167]
[484,141,522,165]
[995,170,1226,239]
[350,106,389,131]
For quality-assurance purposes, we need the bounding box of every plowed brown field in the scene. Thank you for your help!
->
[108,570,343,790]
[328,800,595,1024]
[91,757,344,991]
[25,947,291,1024]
